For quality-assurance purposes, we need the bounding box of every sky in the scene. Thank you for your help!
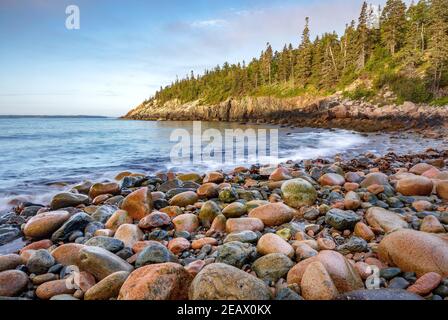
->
[0,0,390,116]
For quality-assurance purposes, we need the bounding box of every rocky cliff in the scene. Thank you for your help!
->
[124,95,448,135]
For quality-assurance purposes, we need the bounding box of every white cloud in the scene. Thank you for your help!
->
[191,19,227,28]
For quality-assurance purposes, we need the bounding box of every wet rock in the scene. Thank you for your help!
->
[218,187,238,203]
[23,211,71,239]
[135,241,178,267]
[275,287,303,300]
[295,243,318,260]
[168,237,191,255]
[354,222,375,241]
[301,261,339,300]
[191,237,218,249]
[169,191,199,207]
[252,253,294,282]
[337,237,368,254]
[344,191,361,210]
[119,263,192,300]
[26,249,55,274]
[172,214,199,233]
[281,178,317,208]
[436,181,448,200]
[51,212,93,243]
[196,183,219,198]
[114,224,144,248]
[51,243,85,266]
[138,211,171,229]
[257,233,294,258]
[325,209,361,230]
[407,272,442,296]
[319,173,345,186]
[380,267,402,280]
[360,172,389,188]
[50,193,89,210]
[78,246,133,280]
[91,205,116,223]
[189,263,271,300]
[222,202,247,218]
[396,176,433,196]
[85,236,124,253]
[378,229,448,277]
[0,254,23,272]
[420,215,445,233]
[121,187,153,220]
[388,277,410,289]
[226,218,264,233]
[224,230,258,244]
[89,182,120,199]
[287,250,363,293]
[248,202,295,227]
[84,271,130,300]
[215,241,256,268]
[0,270,28,297]
[365,207,408,233]
[35,279,76,300]
[104,209,133,231]
[198,201,221,227]
[203,172,224,184]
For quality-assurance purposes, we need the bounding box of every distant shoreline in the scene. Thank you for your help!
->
[0,115,112,119]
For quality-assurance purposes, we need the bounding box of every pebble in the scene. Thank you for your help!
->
[257,233,294,258]
[0,270,29,297]
[281,178,317,208]
[407,272,442,296]
[248,202,295,226]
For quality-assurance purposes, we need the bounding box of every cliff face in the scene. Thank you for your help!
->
[124,95,448,134]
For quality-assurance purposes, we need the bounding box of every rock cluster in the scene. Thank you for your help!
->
[1,149,448,300]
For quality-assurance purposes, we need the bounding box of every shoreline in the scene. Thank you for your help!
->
[0,146,447,300]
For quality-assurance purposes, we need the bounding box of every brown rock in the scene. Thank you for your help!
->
[36,279,76,300]
[436,180,448,200]
[51,243,85,266]
[226,217,264,233]
[89,182,120,199]
[20,239,53,253]
[168,238,191,255]
[0,254,23,272]
[0,270,28,297]
[191,237,218,250]
[189,263,271,300]
[206,214,227,236]
[118,263,192,300]
[344,182,359,191]
[344,191,361,210]
[105,210,133,231]
[92,194,110,205]
[367,184,385,195]
[378,229,448,277]
[257,233,294,258]
[248,202,295,227]
[269,167,292,181]
[421,167,441,179]
[317,238,336,250]
[354,222,375,241]
[412,200,433,212]
[114,224,144,248]
[196,183,219,198]
[319,173,345,186]
[160,206,183,218]
[420,215,445,233]
[410,163,435,175]
[396,176,433,196]
[84,271,130,300]
[287,250,363,293]
[301,261,339,300]
[121,187,153,220]
[295,243,318,261]
[407,272,442,296]
[169,191,199,207]
[23,210,71,239]
[138,211,171,229]
[203,172,224,184]
[185,260,206,276]
[360,172,389,188]
[172,214,199,233]
[365,207,408,233]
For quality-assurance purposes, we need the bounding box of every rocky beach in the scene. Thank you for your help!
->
[1,144,448,300]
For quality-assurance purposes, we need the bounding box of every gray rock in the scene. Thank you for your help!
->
[215,241,256,268]
[0,225,21,245]
[325,209,361,230]
[91,206,116,223]
[85,236,124,253]
[275,288,303,300]
[337,236,368,254]
[224,231,259,244]
[26,249,55,275]
[135,242,178,268]
[252,253,294,282]
[51,212,94,242]
[50,192,89,210]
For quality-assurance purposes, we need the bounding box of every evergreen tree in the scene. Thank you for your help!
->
[381,0,407,55]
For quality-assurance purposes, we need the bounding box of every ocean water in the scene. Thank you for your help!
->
[0,116,446,211]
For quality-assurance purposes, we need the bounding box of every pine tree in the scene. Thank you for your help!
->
[357,2,369,69]
[381,0,407,55]
[296,17,313,86]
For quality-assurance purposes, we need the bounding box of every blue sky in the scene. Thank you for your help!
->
[0,0,388,116]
